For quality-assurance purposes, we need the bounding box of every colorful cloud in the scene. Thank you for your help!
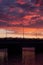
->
[0,0,43,38]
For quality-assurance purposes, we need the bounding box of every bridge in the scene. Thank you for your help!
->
[0,38,43,59]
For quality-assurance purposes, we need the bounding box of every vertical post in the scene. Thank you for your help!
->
[6,11,9,38]
[22,48,35,65]
[22,19,24,38]
[6,25,7,38]
[36,28,37,39]
[23,25,24,38]
[36,32,37,39]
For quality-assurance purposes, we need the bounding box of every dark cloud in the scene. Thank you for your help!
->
[0,21,7,26]
[0,0,43,28]
[27,20,43,28]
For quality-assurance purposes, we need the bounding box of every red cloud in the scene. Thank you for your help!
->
[0,0,2,3]
[0,20,6,22]
[23,15,32,19]
[16,7,24,13]
[16,0,26,4]
[35,3,40,7]
[18,8,24,13]
[8,15,16,19]
[9,7,15,12]
[35,0,43,7]
[8,20,21,25]
[40,16,43,20]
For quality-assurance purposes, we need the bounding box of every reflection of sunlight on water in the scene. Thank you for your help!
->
[0,49,8,65]
[8,47,43,65]
[9,48,35,65]
[36,54,43,65]
[22,48,35,65]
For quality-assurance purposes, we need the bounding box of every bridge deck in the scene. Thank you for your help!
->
[0,38,43,59]
[0,38,43,48]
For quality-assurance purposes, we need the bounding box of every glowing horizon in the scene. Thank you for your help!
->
[0,27,43,39]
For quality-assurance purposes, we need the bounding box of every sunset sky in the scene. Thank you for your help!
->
[0,0,43,38]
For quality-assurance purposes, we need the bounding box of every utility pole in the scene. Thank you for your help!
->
[6,26,7,38]
[23,24,24,38]
[6,15,8,38]
[22,20,24,39]
[5,20,7,38]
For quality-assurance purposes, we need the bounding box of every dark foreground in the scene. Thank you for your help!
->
[0,38,43,48]
[0,48,43,65]
[0,38,43,53]
[0,38,43,65]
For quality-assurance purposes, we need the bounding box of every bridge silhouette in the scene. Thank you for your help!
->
[0,38,43,62]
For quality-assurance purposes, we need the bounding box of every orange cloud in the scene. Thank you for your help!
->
[18,8,24,13]
[0,26,43,38]
[22,19,29,26]
[8,20,21,25]
[23,15,33,25]
[23,13,40,19]
[22,13,40,25]
[23,15,32,19]
[40,16,43,20]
